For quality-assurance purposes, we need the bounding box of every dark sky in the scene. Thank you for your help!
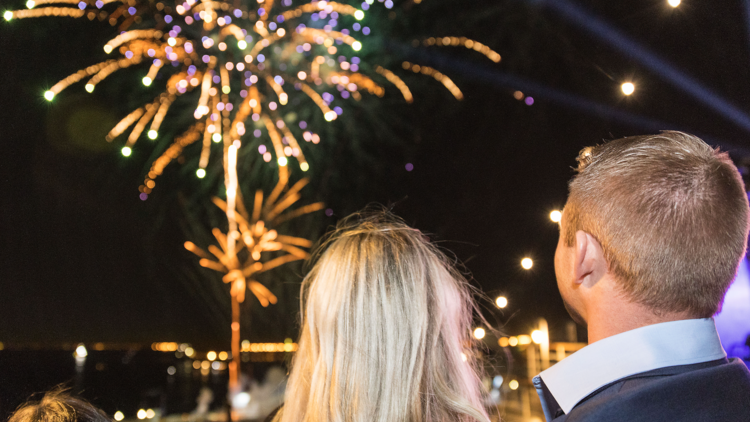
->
[2,0,750,349]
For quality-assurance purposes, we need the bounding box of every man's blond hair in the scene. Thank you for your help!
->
[563,131,749,317]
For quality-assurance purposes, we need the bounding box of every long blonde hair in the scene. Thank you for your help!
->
[275,211,491,422]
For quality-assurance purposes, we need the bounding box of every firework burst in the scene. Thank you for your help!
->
[5,0,502,197]
[184,166,323,390]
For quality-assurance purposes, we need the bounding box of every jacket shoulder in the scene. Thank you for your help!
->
[563,359,750,422]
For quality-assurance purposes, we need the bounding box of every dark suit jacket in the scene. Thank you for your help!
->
[540,358,750,422]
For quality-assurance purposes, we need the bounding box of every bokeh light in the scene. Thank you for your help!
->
[550,210,562,223]
[495,296,508,308]
[621,82,635,95]
[521,257,533,270]
[473,327,486,340]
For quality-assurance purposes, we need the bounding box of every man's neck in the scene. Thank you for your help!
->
[585,294,695,344]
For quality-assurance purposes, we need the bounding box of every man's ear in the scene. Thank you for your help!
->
[573,230,605,285]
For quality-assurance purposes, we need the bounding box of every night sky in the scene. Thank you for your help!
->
[2,0,750,350]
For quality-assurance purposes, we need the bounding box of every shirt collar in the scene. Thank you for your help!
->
[535,318,726,415]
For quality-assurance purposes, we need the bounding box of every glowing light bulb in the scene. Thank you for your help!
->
[621,82,635,95]
[354,10,365,20]
[508,336,518,347]
[147,130,157,140]
[212,133,222,143]
[44,91,55,101]
[278,156,288,166]
[509,380,519,390]
[121,146,132,157]
[238,40,247,49]
[4,11,13,21]
[74,344,88,358]
[167,37,176,46]
[297,71,307,80]
[222,86,231,94]
[137,410,147,420]
[207,351,217,361]
[85,84,95,93]
[668,0,680,7]
[300,162,309,171]
[196,168,206,178]
[324,110,337,121]
[550,210,562,223]
[495,296,508,308]
[473,327,486,340]
[26,0,35,9]
[351,41,362,51]
[145,409,155,419]
[142,77,152,86]
[531,329,546,344]
[233,392,251,409]
[521,258,533,270]
[103,45,113,54]
[114,412,124,421]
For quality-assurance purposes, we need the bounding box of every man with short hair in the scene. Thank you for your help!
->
[534,132,750,421]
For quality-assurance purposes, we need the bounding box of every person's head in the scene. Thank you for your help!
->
[9,388,112,422]
[556,131,749,325]
[276,210,490,422]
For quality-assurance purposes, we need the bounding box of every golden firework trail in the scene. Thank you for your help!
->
[5,0,502,197]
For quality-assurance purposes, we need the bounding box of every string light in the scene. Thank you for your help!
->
[521,258,533,270]
[550,210,562,223]
[621,82,635,95]
[473,327,486,340]
[496,296,508,308]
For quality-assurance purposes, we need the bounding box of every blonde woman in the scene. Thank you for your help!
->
[270,211,491,422]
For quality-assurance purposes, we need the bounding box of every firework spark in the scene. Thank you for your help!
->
[5,0,502,196]
[184,172,323,390]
